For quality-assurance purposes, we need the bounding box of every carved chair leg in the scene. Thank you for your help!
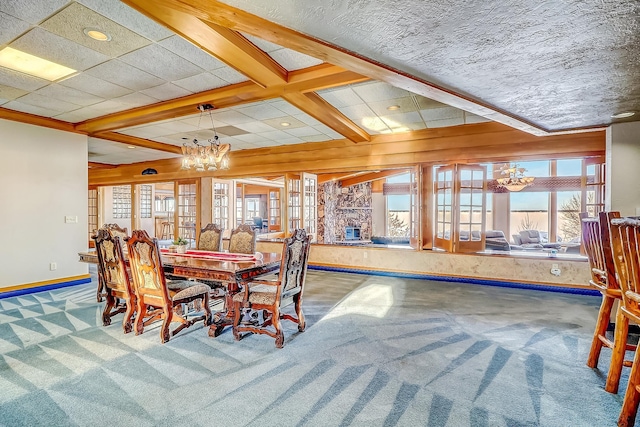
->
[619,346,640,427]
[587,295,615,368]
[160,307,172,344]
[102,292,115,326]
[606,306,629,394]
[135,299,147,336]
[122,297,135,334]
[272,306,284,348]
[232,301,242,341]
[294,294,305,332]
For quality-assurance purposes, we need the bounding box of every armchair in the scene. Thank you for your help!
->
[126,230,212,343]
[232,229,311,348]
[198,223,223,252]
[96,223,129,302]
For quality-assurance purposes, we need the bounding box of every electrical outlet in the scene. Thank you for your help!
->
[550,265,561,276]
[65,216,78,223]
[50,262,57,271]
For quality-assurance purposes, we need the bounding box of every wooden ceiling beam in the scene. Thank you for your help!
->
[94,132,183,154]
[146,0,551,136]
[282,92,370,143]
[317,172,364,184]
[75,64,367,134]
[88,162,118,169]
[0,107,79,133]
[123,0,287,88]
[340,169,410,187]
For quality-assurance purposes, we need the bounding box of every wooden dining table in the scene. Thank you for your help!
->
[78,248,281,337]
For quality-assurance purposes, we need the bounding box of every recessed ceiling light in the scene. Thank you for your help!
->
[0,47,76,81]
[387,105,401,111]
[83,28,111,42]
[280,122,291,127]
[611,111,635,119]
[127,145,136,149]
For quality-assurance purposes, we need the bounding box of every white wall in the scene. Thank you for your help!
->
[607,122,640,216]
[0,119,88,288]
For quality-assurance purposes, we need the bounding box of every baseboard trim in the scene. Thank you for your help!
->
[0,275,92,300]
[308,265,600,296]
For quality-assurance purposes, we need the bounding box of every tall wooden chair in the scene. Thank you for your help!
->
[582,211,630,393]
[126,230,212,343]
[198,223,223,252]
[609,217,640,426]
[232,229,311,348]
[229,223,258,254]
[96,224,129,302]
[93,228,135,333]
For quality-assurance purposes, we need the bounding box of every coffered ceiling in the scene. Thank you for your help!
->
[0,0,637,167]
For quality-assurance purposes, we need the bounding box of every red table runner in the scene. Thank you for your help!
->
[160,249,258,262]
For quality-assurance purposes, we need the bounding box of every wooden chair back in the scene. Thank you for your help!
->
[581,212,620,292]
[279,228,312,298]
[126,229,171,308]
[229,223,257,254]
[93,227,135,332]
[102,223,128,240]
[610,217,640,309]
[198,223,223,252]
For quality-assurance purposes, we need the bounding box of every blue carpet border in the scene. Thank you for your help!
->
[0,277,92,300]
[309,265,600,296]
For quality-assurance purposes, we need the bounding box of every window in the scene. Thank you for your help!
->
[112,185,131,219]
[88,189,97,241]
[177,182,196,241]
[384,173,411,237]
[139,184,152,218]
[245,197,260,220]
[213,182,230,230]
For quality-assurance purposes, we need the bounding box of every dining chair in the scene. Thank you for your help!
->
[228,223,258,254]
[126,230,212,343]
[93,228,136,333]
[581,211,633,393]
[198,223,223,252]
[232,228,311,348]
[609,217,640,426]
[96,224,129,302]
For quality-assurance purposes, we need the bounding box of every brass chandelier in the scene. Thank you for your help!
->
[496,163,534,192]
[180,104,230,172]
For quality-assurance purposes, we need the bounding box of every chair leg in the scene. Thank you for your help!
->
[202,293,212,327]
[232,302,242,341]
[294,294,306,332]
[606,306,629,394]
[135,299,146,336]
[122,296,135,334]
[102,292,115,326]
[273,306,284,348]
[619,347,640,426]
[587,295,615,368]
[160,304,172,344]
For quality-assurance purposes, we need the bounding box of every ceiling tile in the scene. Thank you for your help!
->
[208,109,255,125]
[352,81,410,103]
[284,126,326,137]
[235,121,278,133]
[426,118,465,128]
[0,0,67,24]
[78,0,173,42]
[0,67,48,91]
[380,111,423,128]
[318,87,362,108]
[2,100,61,117]
[11,27,110,71]
[257,130,292,140]
[140,82,193,101]
[414,96,447,110]
[300,134,328,142]
[0,84,28,100]
[159,36,226,71]
[33,84,103,107]
[16,92,82,113]
[54,108,101,122]
[216,125,249,136]
[235,104,288,120]
[0,11,30,45]
[464,112,491,124]
[241,33,282,53]
[58,73,132,98]
[313,125,345,139]
[269,100,305,116]
[114,92,159,109]
[367,96,418,116]
[84,60,165,91]
[119,44,204,81]
[419,106,464,121]
[78,99,132,117]
[279,137,305,145]
[263,116,306,129]
[173,72,227,93]
[292,113,322,126]
[234,133,269,144]
[212,66,249,84]
[40,3,152,58]
[269,48,323,71]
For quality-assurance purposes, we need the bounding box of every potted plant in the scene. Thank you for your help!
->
[170,237,189,253]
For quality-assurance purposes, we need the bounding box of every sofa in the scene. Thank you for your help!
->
[512,230,562,250]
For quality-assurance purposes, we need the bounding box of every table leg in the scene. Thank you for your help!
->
[209,280,240,337]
